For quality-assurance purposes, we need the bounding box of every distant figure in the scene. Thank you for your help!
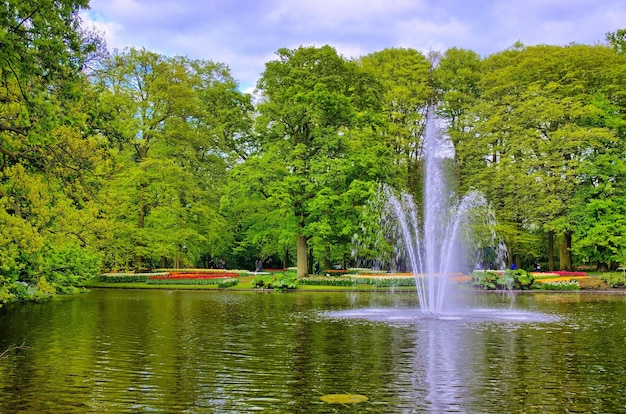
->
[255,259,263,272]
[219,259,226,269]
[510,263,517,270]
[314,262,320,275]
[535,262,541,272]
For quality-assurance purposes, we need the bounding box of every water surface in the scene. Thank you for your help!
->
[1,289,625,412]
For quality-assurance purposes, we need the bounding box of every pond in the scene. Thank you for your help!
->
[1,289,625,412]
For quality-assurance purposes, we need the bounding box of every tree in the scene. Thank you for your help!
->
[360,48,433,196]
[0,0,108,299]
[254,45,385,277]
[94,48,252,270]
[454,44,626,270]
[606,28,626,54]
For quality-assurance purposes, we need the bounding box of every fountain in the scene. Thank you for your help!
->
[354,107,507,314]
[386,110,506,313]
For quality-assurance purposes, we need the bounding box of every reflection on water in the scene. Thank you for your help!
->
[0,290,625,412]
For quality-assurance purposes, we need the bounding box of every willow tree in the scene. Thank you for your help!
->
[254,45,385,277]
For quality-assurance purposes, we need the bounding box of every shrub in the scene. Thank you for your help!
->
[98,274,151,283]
[145,277,230,286]
[298,277,356,287]
[217,278,239,288]
[470,270,499,290]
[469,269,534,290]
[508,269,535,290]
[251,273,297,291]
[600,273,626,288]
[355,277,416,288]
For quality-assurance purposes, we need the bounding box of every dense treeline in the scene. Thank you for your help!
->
[1,1,625,302]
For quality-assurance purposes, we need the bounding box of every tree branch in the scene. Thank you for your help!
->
[0,342,32,359]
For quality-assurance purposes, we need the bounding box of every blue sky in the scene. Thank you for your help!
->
[81,0,625,92]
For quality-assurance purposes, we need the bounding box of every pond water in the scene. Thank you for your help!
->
[1,289,625,413]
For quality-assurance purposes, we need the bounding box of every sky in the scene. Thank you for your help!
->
[80,0,625,92]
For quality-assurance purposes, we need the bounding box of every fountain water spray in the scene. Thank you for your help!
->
[354,109,506,313]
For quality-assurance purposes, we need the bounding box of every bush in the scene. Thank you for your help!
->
[355,277,416,288]
[298,277,356,287]
[217,278,239,288]
[251,273,297,291]
[145,277,230,286]
[44,246,102,286]
[600,272,626,288]
[98,274,151,283]
[470,269,534,290]
[470,270,499,290]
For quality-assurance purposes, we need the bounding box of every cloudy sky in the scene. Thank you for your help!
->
[81,0,625,92]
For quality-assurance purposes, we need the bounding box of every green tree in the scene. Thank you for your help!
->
[606,28,626,54]
[360,48,433,196]
[95,48,252,270]
[456,44,626,270]
[0,0,108,300]
[253,45,385,277]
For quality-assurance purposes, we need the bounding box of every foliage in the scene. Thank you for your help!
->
[145,277,234,286]
[298,277,357,287]
[0,1,109,304]
[98,274,152,283]
[4,27,626,299]
[600,272,626,288]
[250,273,297,291]
[217,278,239,288]
[469,269,534,290]
[453,44,626,270]
[253,45,388,277]
[93,47,252,271]
[298,276,417,287]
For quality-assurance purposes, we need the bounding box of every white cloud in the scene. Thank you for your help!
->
[80,0,623,90]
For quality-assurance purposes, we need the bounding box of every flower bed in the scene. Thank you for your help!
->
[532,271,588,277]
[146,272,242,285]
[149,272,241,280]
[146,277,235,286]
[533,280,580,290]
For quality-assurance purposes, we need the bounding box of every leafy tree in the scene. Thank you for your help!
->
[253,45,385,277]
[433,48,483,193]
[360,48,433,196]
[606,28,626,54]
[455,44,626,270]
[94,48,252,270]
[0,0,108,299]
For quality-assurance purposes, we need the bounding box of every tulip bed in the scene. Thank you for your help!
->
[145,272,241,285]
[97,271,243,287]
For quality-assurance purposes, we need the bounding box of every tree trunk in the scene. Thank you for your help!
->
[323,245,331,271]
[296,233,308,278]
[506,243,513,267]
[557,232,572,271]
[174,245,181,269]
[136,153,148,271]
[136,180,147,271]
[548,231,555,271]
